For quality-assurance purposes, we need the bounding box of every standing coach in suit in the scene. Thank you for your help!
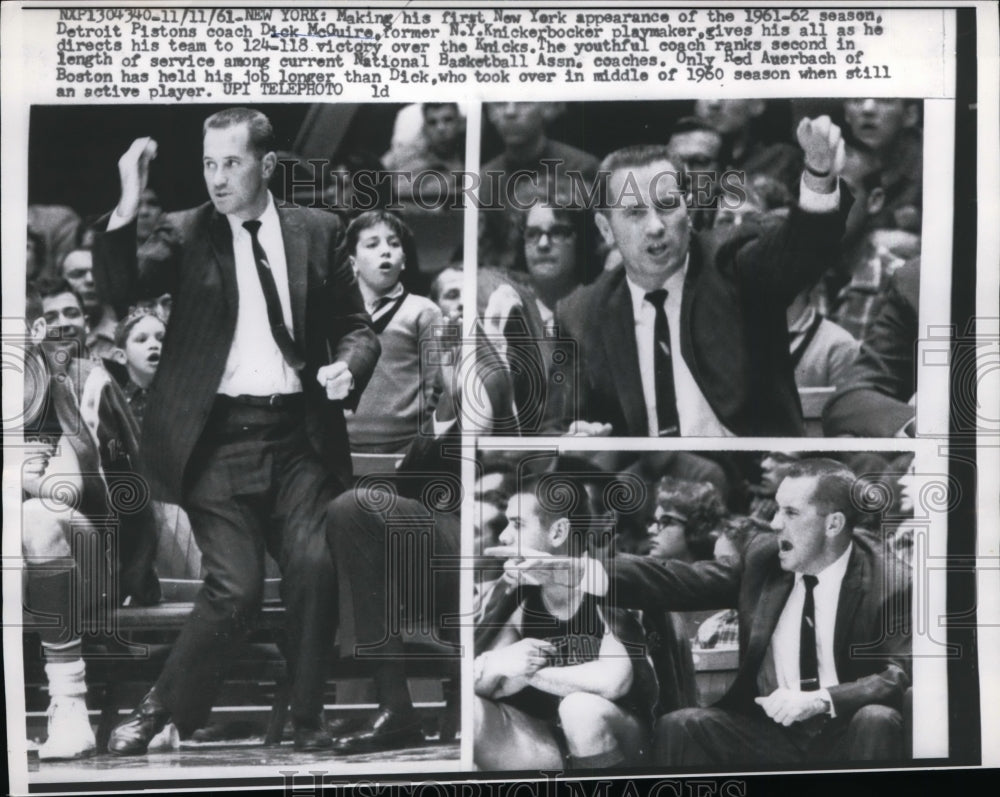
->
[94,108,380,753]
[553,117,850,437]
[607,458,910,765]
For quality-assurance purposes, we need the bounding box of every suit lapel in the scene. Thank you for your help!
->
[602,275,646,433]
[208,210,238,313]
[833,543,865,677]
[679,239,702,383]
[745,563,794,672]
[278,207,308,344]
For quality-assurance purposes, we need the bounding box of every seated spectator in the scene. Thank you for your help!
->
[888,455,917,567]
[666,117,725,231]
[59,242,118,360]
[786,287,860,389]
[429,266,463,325]
[642,477,723,715]
[383,102,465,203]
[645,477,725,563]
[106,306,200,587]
[473,453,515,611]
[343,210,442,453]
[34,278,91,365]
[474,472,657,770]
[842,98,922,233]
[323,150,391,220]
[106,305,166,428]
[27,227,47,282]
[479,102,599,271]
[136,188,165,245]
[694,99,803,197]
[510,184,602,326]
[748,451,802,521]
[21,284,159,760]
[823,258,920,437]
[831,225,920,341]
[28,204,81,280]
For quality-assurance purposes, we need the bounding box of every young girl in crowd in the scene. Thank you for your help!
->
[108,305,166,428]
[343,210,442,454]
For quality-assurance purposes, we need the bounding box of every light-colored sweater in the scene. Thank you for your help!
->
[346,293,443,453]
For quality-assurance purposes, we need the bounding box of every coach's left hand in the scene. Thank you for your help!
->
[317,361,354,401]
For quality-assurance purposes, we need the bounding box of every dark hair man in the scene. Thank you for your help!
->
[474,472,657,770]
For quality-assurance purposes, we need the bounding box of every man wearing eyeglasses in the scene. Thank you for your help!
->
[553,116,849,437]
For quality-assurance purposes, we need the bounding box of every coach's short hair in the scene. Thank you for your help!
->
[782,458,861,532]
[596,145,685,214]
[203,108,275,158]
[668,116,724,142]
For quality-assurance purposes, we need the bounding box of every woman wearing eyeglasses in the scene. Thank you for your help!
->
[512,183,603,328]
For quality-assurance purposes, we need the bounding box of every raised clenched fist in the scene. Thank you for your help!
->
[796,115,846,179]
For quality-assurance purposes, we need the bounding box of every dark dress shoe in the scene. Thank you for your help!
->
[108,690,170,756]
[332,707,423,754]
[293,718,334,752]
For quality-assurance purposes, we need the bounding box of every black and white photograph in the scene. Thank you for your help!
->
[2,1,996,795]
[475,99,925,438]
[16,102,466,777]
[472,447,927,771]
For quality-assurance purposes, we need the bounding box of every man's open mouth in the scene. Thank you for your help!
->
[779,540,793,552]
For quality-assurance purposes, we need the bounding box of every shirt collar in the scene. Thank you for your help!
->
[797,542,853,590]
[226,192,278,237]
[624,254,689,316]
[366,281,405,314]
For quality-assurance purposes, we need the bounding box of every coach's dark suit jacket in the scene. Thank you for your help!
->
[552,199,850,436]
[94,202,380,503]
[610,533,911,719]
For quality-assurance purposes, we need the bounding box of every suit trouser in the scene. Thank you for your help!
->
[327,487,459,662]
[654,703,905,765]
[155,399,340,733]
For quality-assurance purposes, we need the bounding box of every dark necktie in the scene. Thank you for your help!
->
[800,574,820,691]
[242,220,304,371]
[644,289,680,436]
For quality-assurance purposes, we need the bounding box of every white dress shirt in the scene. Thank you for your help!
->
[217,193,303,396]
[623,177,840,437]
[766,543,853,711]
[626,265,733,437]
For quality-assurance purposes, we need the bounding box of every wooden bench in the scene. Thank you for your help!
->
[25,451,458,751]
[800,386,836,437]
[691,647,740,706]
